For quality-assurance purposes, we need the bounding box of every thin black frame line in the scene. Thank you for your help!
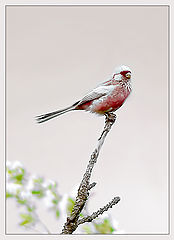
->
[4,4,170,236]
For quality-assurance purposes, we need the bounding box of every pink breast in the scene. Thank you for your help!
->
[95,87,131,113]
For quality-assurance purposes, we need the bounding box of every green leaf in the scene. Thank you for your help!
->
[27,206,35,212]
[6,192,14,198]
[7,169,13,175]
[33,177,43,184]
[56,209,60,218]
[94,219,114,234]
[19,213,34,226]
[14,174,24,183]
[48,182,57,190]
[52,199,58,205]
[82,224,93,234]
[12,168,25,184]
[31,190,44,198]
[17,198,27,205]
[67,197,75,215]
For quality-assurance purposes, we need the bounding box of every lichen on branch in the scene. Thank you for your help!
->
[61,113,120,234]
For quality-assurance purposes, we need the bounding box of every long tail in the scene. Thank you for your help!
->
[36,101,80,123]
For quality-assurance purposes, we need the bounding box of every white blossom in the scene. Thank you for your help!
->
[112,219,124,234]
[26,175,41,192]
[12,161,23,169]
[7,183,22,195]
[59,194,68,220]
[6,171,10,182]
[6,161,12,169]
[19,190,32,201]
[43,190,55,208]
[42,179,56,189]
[26,177,35,191]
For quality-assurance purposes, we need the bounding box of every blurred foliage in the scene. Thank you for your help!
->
[6,161,121,234]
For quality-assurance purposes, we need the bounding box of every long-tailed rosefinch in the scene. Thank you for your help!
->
[36,65,132,123]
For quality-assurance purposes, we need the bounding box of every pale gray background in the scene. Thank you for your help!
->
[6,6,168,234]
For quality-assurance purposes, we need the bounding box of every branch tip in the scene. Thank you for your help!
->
[77,195,120,226]
[88,182,97,191]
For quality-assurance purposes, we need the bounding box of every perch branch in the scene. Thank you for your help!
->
[61,113,119,234]
[77,196,120,225]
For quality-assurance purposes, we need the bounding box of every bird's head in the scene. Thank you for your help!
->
[112,65,132,81]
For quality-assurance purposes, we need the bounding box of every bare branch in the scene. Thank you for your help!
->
[87,182,97,191]
[61,113,118,234]
[77,197,120,225]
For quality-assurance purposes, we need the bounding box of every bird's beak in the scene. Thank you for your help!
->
[126,72,131,79]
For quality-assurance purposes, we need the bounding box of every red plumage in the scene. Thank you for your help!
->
[36,65,132,123]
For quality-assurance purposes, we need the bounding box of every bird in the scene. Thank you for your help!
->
[36,65,132,123]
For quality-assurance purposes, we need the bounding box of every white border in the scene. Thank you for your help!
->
[0,1,173,239]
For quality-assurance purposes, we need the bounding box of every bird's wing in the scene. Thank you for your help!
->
[97,78,113,86]
[77,85,115,105]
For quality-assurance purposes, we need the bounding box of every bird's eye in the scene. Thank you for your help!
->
[120,71,131,79]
